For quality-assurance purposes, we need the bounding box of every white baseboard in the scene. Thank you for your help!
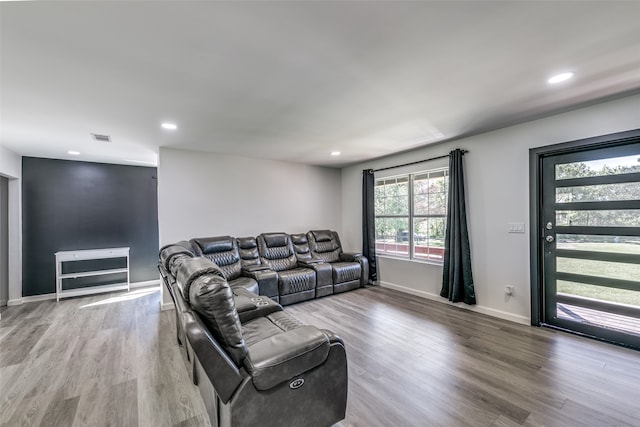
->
[10,293,55,304]
[161,301,175,311]
[379,281,530,326]
[7,280,161,305]
[130,279,160,289]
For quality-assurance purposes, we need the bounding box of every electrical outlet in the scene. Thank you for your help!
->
[505,285,514,296]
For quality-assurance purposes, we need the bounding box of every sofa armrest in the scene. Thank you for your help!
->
[233,288,283,323]
[242,265,271,273]
[339,252,362,262]
[242,268,278,298]
[183,311,245,404]
[244,325,330,391]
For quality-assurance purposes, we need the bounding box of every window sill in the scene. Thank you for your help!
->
[376,254,444,267]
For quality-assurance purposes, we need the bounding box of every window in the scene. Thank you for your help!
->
[375,168,448,263]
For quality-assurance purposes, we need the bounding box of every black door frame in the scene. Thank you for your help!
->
[529,128,640,329]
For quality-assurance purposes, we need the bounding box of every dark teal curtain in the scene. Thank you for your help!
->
[362,169,377,283]
[440,149,476,304]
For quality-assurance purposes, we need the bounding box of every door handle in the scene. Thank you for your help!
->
[545,235,554,243]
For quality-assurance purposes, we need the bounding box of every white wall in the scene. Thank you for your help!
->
[342,93,640,325]
[158,147,342,307]
[0,177,8,306]
[0,145,22,305]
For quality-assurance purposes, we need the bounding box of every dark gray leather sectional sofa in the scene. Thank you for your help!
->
[158,230,367,427]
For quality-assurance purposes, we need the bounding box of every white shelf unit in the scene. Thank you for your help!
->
[55,247,130,302]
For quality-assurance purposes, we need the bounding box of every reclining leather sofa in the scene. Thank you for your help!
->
[165,230,367,306]
[157,244,348,427]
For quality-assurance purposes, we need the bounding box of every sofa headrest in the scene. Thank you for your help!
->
[192,236,235,255]
[290,233,308,245]
[237,237,258,249]
[176,257,225,304]
[262,233,289,248]
[189,273,248,366]
[311,230,334,242]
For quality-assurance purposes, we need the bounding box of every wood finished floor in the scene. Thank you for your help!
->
[2,286,640,427]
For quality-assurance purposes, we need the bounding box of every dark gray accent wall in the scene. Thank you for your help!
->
[22,157,159,296]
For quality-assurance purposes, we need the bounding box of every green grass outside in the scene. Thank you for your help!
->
[556,242,640,306]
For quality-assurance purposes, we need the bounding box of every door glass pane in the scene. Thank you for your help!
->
[556,210,640,227]
[557,234,640,254]
[557,257,640,282]
[555,154,640,180]
[558,281,640,307]
[556,182,640,203]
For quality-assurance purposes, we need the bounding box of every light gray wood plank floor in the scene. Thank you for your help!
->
[2,285,640,426]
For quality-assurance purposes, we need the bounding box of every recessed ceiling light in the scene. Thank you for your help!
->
[161,122,177,130]
[68,150,81,156]
[548,72,574,84]
[331,151,341,156]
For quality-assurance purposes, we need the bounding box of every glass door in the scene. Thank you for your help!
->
[540,142,640,348]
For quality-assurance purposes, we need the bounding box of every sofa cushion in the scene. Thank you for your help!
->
[244,325,330,391]
[311,230,333,242]
[258,233,297,271]
[237,237,261,267]
[291,233,314,261]
[278,268,316,295]
[332,262,361,283]
[176,257,224,303]
[262,233,289,247]
[242,311,303,346]
[191,236,242,281]
[308,230,341,263]
[189,273,248,366]
[229,276,260,295]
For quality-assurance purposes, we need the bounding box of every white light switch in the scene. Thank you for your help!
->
[508,223,525,233]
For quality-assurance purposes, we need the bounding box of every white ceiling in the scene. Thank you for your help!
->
[2,1,640,168]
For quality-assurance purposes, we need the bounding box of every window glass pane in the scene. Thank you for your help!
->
[556,210,640,227]
[555,154,640,180]
[428,193,447,215]
[375,217,409,257]
[413,218,446,262]
[557,234,640,254]
[414,194,428,215]
[557,258,640,282]
[412,169,448,216]
[397,177,409,196]
[556,182,640,203]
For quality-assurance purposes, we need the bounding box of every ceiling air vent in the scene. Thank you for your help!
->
[91,133,111,142]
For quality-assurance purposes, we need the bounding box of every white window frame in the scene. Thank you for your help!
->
[374,167,449,264]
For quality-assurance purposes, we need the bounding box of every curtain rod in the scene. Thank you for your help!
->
[372,149,468,173]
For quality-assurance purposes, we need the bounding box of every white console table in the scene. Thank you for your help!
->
[55,247,130,302]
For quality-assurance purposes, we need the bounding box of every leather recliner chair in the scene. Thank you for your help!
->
[307,230,369,293]
[176,258,348,427]
[256,233,318,305]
